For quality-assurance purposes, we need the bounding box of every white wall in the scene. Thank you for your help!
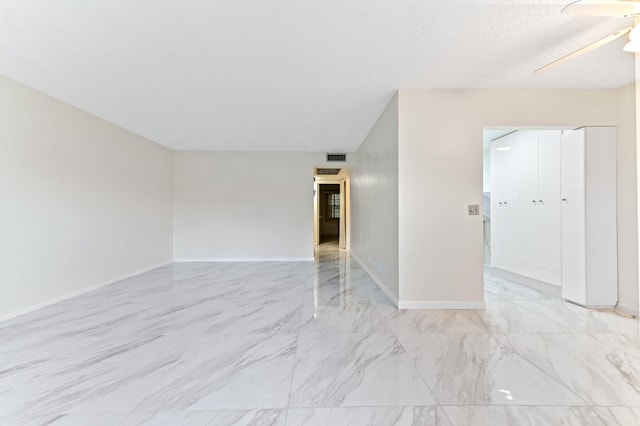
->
[482,146,491,193]
[398,89,635,308]
[635,19,640,316]
[173,151,355,260]
[351,94,399,302]
[617,83,638,313]
[0,75,173,318]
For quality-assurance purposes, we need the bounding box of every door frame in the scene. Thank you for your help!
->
[314,174,351,249]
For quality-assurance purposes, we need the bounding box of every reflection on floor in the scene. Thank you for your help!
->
[1,243,639,425]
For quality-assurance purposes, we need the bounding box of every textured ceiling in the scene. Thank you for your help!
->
[0,1,635,151]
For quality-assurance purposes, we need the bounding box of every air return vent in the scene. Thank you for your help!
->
[326,153,347,162]
[316,168,341,175]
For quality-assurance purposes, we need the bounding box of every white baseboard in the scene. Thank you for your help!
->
[564,299,617,310]
[351,253,399,307]
[174,257,314,262]
[351,253,486,310]
[492,267,562,298]
[398,300,486,310]
[615,303,639,317]
[0,260,173,324]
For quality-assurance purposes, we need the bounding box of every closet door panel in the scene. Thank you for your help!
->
[513,131,539,279]
[561,129,587,304]
[583,127,618,305]
[490,134,518,271]
[490,138,506,269]
[536,130,562,286]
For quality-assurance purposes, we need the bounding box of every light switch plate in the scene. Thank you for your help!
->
[468,204,480,216]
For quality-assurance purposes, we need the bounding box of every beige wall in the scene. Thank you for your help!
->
[0,75,173,318]
[616,83,638,312]
[351,94,399,302]
[173,151,355,260]
[636,52,640,314]
[398,89,636,308]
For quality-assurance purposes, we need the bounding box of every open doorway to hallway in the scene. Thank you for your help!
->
[313,167,351,250]
[318,184,340,244]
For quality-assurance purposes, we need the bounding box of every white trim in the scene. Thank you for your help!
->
[398,300,486,310]
[492,267,562,298]
[351,253,399,307]
[351,254,485,310]
[565,299,617,310]
[0,260,173,324]
[315,176,344,184]
[615,303,639,317]
[174,257,314,262]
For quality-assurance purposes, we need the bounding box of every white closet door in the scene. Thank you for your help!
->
[490,133,518,271]
[583,127,618,305]
[513,130,539,279]
[490,136,507,269]
[561,129,587,304]
[536,130,562,286]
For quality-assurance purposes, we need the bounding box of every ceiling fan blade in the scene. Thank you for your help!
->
[562,0,640,17]
[534,26,633,74]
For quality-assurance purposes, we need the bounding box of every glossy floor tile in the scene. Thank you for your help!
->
[288,331,436,407]
[442,406,640,426]
[397,332,584,406]
[49,410,286,426]
[286,407,451,426]
[1,243,639,425]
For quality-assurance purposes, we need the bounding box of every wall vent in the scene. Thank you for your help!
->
[326,153,347,162]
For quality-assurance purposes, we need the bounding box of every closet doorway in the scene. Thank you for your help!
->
[482,127,618,308]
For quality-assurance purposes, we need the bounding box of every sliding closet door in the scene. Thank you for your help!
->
[536,130,562,286]
[513,131,539,279]
[490,133,519,272]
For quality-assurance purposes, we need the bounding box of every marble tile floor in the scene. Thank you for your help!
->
[1,243,639,425]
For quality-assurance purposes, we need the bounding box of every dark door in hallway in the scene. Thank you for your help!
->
[318,184,340,244]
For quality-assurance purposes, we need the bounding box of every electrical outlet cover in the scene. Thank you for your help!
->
[468,204,480,215]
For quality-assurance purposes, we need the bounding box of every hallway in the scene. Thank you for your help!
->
[1,243,639,425]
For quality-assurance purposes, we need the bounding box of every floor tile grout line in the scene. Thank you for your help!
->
[435,404,640,408]
[371,273,605,410]
[390,329,592,408]
[282,267,311,426]
[378,305,445,409]
[438,405,457,426]
[496,334,593,406]
[365,271,464,411]
[284,404,474,409]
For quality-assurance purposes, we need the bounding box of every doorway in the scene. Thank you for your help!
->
[483,127,573,301]
[313,169,351,250]
[318,184,340,244]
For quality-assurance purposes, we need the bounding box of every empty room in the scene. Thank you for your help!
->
[1,1,640,425]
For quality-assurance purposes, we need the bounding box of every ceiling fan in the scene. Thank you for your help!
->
[534,0,640,74]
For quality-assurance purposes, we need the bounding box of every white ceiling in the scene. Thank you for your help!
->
[0,1,635,152]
